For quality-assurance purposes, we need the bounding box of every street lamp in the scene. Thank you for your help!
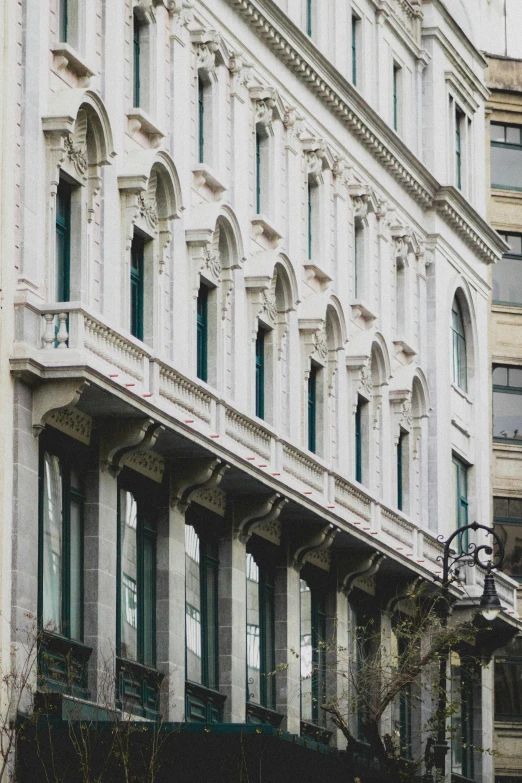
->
[424,521,505,781]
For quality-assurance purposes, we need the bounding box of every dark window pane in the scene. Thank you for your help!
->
[143,532,155,667]
[493,389,522,439]
[495,523,522,579]
[495,659,522,717]
[493,257,522,305]
[491,124,506,143]
[507,234,522,255]
[491,145,522,190]
[493,366,508,386]
[206,558,218,690]
[506,126,522,145]
[494,497,509,519]
[511,499,522,519]
[510,368,522,388]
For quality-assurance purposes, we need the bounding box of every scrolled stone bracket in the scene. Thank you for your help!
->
[292,523,337,572]
[340,551,385,597]
[170,458,229,512]
[233,493,288,544]
[32,379,90,437]
[100,418,165,477]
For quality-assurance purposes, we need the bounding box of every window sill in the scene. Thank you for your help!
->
[492,302,522,314]
[251,215,283,245]
[38,631,92,700]
[192,164,228,196]
[304,262,332,285]
[493,436,522,448]
[393,338,417,357]
[51,43,95,82]
[451,383,472,404]
[185,681,226,724]
[116,657,164,718]
[246,702,283,727]
[127,109,165,147]
[351,300,376,322]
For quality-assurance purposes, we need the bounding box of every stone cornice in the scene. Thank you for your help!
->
[222,0,505,264]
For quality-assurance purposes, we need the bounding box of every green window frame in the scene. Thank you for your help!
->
[306,0,312,36]
[38,447,84,642]
[246,553,275,711]
[393,63,400,132]
[451,297,467,392]
[308,364,317,454]
[494,233,522,307]
[351,15,358,86]
[255,129,262,215]
[133,14,141,108]
[452,456,469,553]
[494,496,522,582]
[300,579,326,728]
[456,106,464,190]
[451,655,474,781]
[255,326,265,420]
[60,0,68,42]
[355,397,363,484]
[56,179,71,303]
[491,122,522,191]
[493,365,522,442]
[116,483,156,669]
[397,430,405,511]
[185,523,219,693]
[130,234,144,341]
[307,180,313,259]
[198,76,205,164]
[196,283,208,382]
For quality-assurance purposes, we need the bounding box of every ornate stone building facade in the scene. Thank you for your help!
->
[5,0,521,780]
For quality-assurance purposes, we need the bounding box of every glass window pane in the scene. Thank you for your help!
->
[491,145,522,189]
[491,124,506,143]
[42,453,63,633]
[510,499,522,519]
[507,234,522,256]
[143,533,155,667]
[495,522,522,580]
[494,497,509,519]
[300,580,313,722]
[185,524,202,684]
[510,368,522,388]
[493,366,508,386]
[246,554,261,704]
[120,490,138,661]
[493,389,522,440]
[264,584,275,709]
[506,126,522,145]
[69,499,82,641]
[495,659,522,718]
[492,257,522,305]
[206,558,218,689]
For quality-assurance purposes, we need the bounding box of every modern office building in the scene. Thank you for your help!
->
[5,0,521,781]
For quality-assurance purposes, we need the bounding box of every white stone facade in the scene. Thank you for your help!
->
[6,0,521,780]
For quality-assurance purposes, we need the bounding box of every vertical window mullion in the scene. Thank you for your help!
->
[308,365,317,453]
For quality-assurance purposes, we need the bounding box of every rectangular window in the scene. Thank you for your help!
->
[391,623,413,760]
[397,430,405,512]
[354,223,363,299]
[351,15,358,86]
[494,233,522,306]
[493,365,522,442]
[246,553,275,711]
[59,0,68,42]
[56,180,71,303]
[117,486,156,668]
[452,457,469,552]
[491,122,522,191]
[451,654,474,780]
[39,450,84,641]
[255,327,265,420]
[306,0,312,36]
[456,106,464,190]
[130,234,144,341]
[307,181,313,259]
[198,77,205,164]
[495,638,522,720]
[300,580,326,727]
[393,63,401,132]
[355,396,365,484]
[494,496,522,581]
[256,130,262,215]
[308,364,317,454]
[196,284,209,382]
[185,523,219,691]
[133,14,141,108]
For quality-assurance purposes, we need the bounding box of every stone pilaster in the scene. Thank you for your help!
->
[275,550,301,734]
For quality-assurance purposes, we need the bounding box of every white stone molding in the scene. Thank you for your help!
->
[100,418,164,476]
[170,458,229,512]
[390,388,413,444]
[340,551,385,597]
[123,450,165,483]
[32,379,90,437]
[47,406,93,445]
[233,493,288,544]
[191,486,227,516]
[292,523,338,571]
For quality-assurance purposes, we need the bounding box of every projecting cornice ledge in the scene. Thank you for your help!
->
[224,0,506,264]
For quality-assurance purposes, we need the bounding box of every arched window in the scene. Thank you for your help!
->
[451,297,467,392]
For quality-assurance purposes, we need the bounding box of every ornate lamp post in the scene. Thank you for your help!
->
[423,521,505,782]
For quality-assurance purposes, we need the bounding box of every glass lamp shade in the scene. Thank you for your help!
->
[479,572,502,621]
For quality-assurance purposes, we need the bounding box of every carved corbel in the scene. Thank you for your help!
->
[229,52,254,97]
[100,418,164,476]
[170,458,229,512]
[386,576,423,613]
[233,493,287,544]
[340,552,385,597]
[390,389,412,442]
[192,29,221,76]
[332,156,353,194]
[292,523,338,572]
[304,142,326,180]
[33,379,90,437]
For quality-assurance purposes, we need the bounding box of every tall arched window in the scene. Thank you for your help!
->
[451,297,467,392]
